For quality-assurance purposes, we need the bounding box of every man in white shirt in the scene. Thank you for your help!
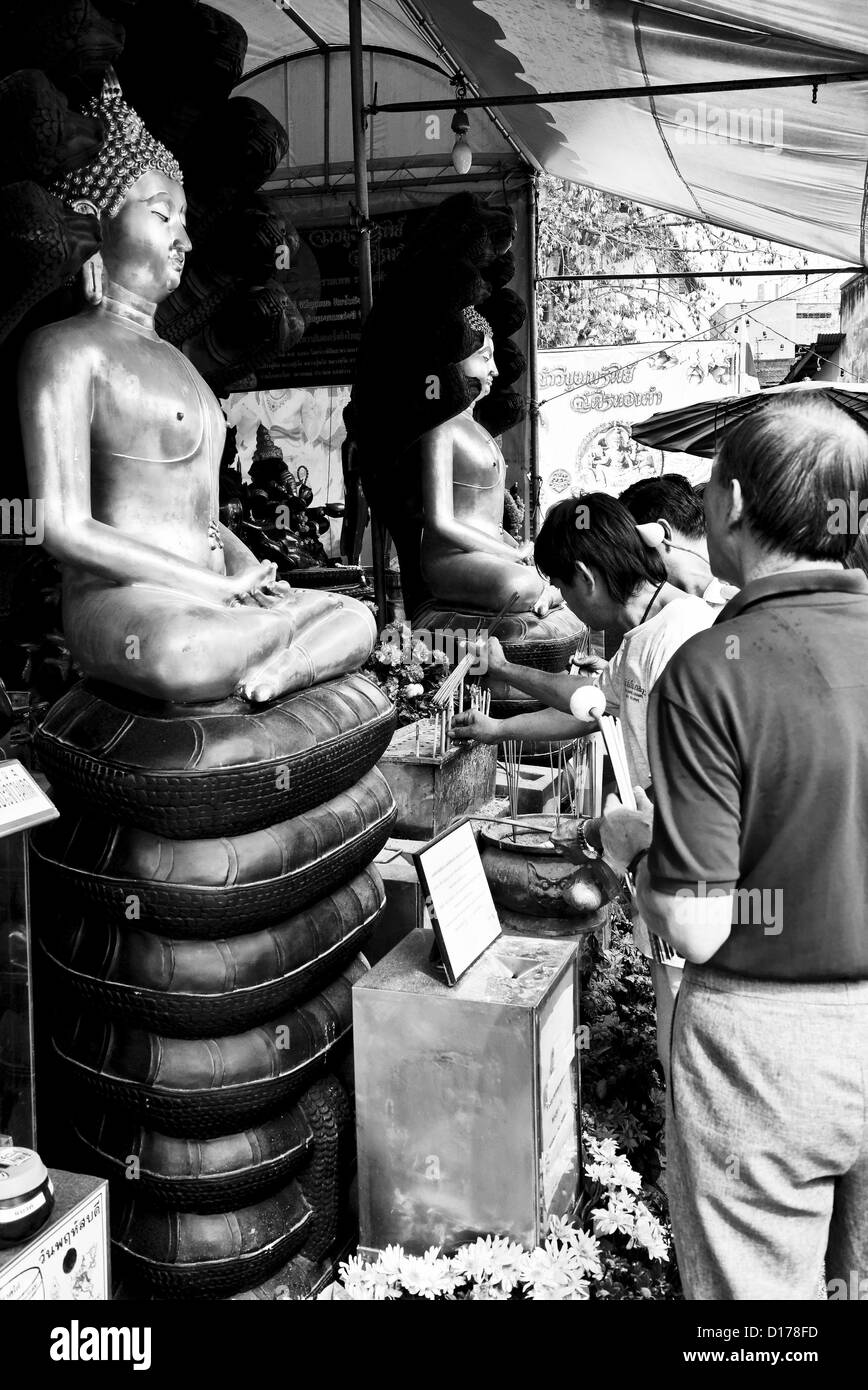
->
[620,473,738,610]
[452,492,714,1077]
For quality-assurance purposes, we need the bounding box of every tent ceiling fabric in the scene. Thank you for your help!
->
[214,0,435,69]
[213,1,868,265]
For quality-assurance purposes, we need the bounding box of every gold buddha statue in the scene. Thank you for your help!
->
[350,195,582,703]
[18,73,375,706]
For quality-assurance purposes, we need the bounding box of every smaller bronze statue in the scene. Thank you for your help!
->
[350,191,582,699]
[417,306,561,618]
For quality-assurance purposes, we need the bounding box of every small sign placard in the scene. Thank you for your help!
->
[412,818,501,985]
[0,761,58,838]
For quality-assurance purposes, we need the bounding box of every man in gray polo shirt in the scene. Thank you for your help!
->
[606,393,868,1299]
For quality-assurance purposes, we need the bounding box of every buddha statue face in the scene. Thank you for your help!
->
[99,169,191,302]
[457,332,498,402]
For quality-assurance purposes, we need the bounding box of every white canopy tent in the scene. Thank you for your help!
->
[214,0,868,265]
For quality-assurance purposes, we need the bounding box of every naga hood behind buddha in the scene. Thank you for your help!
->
[349,192,528,618]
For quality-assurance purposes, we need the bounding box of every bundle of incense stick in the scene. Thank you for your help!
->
[547,741,564,831]
[431,651,476,708]
[569,686,635,812]
[570,737,586,818]
[502,738,524,839]
[428,709,451,758]
[468,686,491,715]
[600,714,636,810]
[568,625,591,676]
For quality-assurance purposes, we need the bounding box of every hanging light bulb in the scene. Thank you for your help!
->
[451,109,472,174]
[450,72,472,175]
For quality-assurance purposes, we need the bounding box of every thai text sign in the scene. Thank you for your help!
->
[536,341,748,517]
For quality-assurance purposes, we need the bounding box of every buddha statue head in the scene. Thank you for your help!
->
[50,68,188,304]
[454,304,497,404]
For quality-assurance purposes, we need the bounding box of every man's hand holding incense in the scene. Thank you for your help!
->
[450,710,501,744]
[599,786,654,874]
[461,634,507,677]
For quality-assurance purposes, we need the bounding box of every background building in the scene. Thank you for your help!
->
[710,284,840,385]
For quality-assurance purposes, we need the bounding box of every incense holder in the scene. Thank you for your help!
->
[479,815,618,921]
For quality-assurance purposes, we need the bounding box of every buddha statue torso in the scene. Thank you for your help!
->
[421,414,506,570]
[77,314,225,577]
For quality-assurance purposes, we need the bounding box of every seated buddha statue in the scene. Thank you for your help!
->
[416,307,561,619]
[349,193,582,707]
[17,73,375,706]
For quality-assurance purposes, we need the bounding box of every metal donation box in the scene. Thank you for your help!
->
[354,929,580,1256]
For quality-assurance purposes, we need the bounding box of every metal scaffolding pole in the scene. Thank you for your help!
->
[540,267,859,282]
[367,68,868,115]
[348,0,387,630]
[525,175,541,537]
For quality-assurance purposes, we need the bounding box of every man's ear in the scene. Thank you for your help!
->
[575,561,594,592]
[656,517,673,543]
[727,478,744,527]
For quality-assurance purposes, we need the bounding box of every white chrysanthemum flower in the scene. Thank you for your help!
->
[584,1159,617,1187]
[591,1137,621,1161]
[609,1159,643,1194]
[548,1214,581,1244]
[339,1254,369,1287]
[631,1204,670,1262]
[592,1198,637,1238]
[483,1237,526,1292]
[570,1228,604,1278]
[375,1244,406,1282]
[451,1236,498,1283]
[338,1254,379,1299]
[527,1278,591,1301]
[522,1239,588,1300]
[401,1249,457,1300]
[366,1263,402,1298]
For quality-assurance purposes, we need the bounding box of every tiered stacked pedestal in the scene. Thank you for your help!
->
[31,674,397,1297]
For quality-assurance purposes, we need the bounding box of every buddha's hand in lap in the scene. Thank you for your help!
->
[225,560,280,605]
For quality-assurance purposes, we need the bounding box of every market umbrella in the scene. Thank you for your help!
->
[631,382,868,458]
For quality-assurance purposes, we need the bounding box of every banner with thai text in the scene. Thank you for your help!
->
[536,341,749,518]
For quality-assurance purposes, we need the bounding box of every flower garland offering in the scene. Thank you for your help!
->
[363,630,458,727]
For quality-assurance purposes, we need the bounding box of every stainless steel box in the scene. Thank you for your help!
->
[354,929,580,1256]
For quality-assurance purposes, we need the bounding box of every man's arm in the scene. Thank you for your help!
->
[494,662,595,713]
[465,635,604,715]
[638,661,742,966]
[634,858,733,963]
[451,706,596,744]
